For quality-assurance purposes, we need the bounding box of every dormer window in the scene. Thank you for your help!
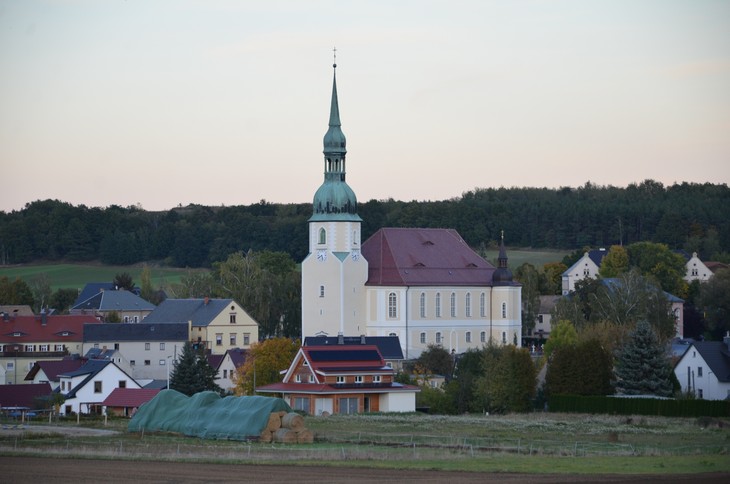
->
[336,376,345,384]
[355,376,363,384]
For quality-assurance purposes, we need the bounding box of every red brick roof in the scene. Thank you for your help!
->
[25,359,85,382]
[362,228,496,286]
[102,388,160,408]
[0,315,101,344]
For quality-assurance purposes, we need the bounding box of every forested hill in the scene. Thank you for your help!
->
[1,180,728,268]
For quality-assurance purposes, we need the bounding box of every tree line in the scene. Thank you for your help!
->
[1,180,728,268]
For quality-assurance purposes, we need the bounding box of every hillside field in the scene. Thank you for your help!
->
[0,263,203,293]
[0,248,566,294]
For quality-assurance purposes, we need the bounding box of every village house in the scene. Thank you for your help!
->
[208,347,247,392]
[71,287,155,322]
[0,313,101,384]
[255,344,419,415]
[82,322,188,381]
[58,359,140,415]
[673,333,730,401]
[143,298,259,356]
[103,387,160,417]
[24,358,85,390]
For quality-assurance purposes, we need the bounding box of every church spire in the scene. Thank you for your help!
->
[492,230,514,284]
[310,55,360,222]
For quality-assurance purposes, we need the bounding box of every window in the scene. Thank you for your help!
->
[435,293,441,318]
[501,302,507,319]
[294,397,311,414]
[339,397,358,415]
[133,316,139,323]
[502,332,506,344]
[230,333,236,345]
[159,343,165,350]
[124,316,129,322]
[336,376,345,384]
[119,381,126,389]
[698,389,703,399]
[6,362,14,370]
[319,285,325,297]
[244,333,250,345]
[216,334,223,346]
[538,314,544,324]
[388,292,397,318]
[466,331,472,343]
[55,344,64,351]
[94,343,99,349]
[420,332,426,344]
[159,359,165,365]
[39,344,49,352]
[114,343,120,350]
[450,293,456,317]
[698,367,703,377]
[230,314,237,324]
[130,360,136,366]
[373,375,381,383]
[94,381,102,393]
[480,331,486,343]
[436,332,442,345]
[309,375,315,383]
[144,360,151,366]
[419,293,426,318]
[465,293,471,317]
[295,374,302,382]
[480,293,486,317]
[355,376,363,384]
[145,343,150,351]
[25,344,35,352]
[318,227,326,244]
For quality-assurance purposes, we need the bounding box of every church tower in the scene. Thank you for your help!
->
[301,60,368,338]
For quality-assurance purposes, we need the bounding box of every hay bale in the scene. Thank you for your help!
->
[266,412,282,432]
[281,412,304,431]
[259,430,273,443]
[296,428,314,444]
[273,428,297,443]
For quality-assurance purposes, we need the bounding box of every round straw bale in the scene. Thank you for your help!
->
[273,428,297,443]
[259,430,273,443]
[281,412,304,431]
[266,412,282,432]
[296,428,314,444]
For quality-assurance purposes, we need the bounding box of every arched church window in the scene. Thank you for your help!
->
[318,227,326,245]
[465,293,471,317]
[419,293,426,318]
[450,293,456,317]
[435,293,441,318]
[388,292,397,319]
[480,293,486,317]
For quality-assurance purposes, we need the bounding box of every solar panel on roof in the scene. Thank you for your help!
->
[308,349,381,362]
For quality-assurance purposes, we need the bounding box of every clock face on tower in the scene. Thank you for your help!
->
[351,251,360,261]
[316,250,327,262]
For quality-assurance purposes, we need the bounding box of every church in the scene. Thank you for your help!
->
[301,62,522,359]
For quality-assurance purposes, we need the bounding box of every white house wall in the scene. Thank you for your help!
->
[674,346,730,401]
[379,392,416,412]
[61,365,140,415]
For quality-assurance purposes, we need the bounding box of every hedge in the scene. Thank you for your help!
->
[548,394,730,417]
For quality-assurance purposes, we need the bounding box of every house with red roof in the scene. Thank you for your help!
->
[103,388,160,417]
[0,314,101,384]
[58,360,140,415]
[24,358,85,390]
[255,344,419,415]
[0,382,52,415]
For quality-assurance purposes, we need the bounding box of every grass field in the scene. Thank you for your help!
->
[2,412,728,475]
[481,248,568,268]
[0,263,206,293]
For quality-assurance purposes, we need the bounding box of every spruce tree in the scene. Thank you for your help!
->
[169,341,221,396]
[613,321,673,397]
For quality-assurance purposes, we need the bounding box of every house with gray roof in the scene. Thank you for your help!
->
[143,298,259,355]
[561,248,608,295]
[71,289,155,322]
[83,323,188,381]
[674,333,730,400]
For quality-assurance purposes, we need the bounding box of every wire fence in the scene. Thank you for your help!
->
[1,429,726,462]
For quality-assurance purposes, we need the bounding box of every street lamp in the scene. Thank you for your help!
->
[167,355,172,389]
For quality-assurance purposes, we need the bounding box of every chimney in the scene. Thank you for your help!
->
[360,334,366,345]
[204,297,209,306]
[338,332,344,345]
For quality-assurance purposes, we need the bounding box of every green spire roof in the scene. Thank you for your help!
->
[311,63,361,222]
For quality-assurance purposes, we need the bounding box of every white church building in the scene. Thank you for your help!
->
[301,62,522,359]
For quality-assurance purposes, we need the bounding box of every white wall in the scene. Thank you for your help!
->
[379,391,416,413]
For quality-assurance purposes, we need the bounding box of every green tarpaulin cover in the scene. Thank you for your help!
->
[128,389,293,440]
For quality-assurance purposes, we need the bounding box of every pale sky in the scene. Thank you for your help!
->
[1,0,729,213]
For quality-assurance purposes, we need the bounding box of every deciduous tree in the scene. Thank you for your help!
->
[599,245,629,278]
[234,337,300,396]
[698,268,730,340]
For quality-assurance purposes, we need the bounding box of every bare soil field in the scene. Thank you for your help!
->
[1,456,728,484]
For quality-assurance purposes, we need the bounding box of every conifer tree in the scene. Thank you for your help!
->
[613,321,673,397]
[169,341,221,396]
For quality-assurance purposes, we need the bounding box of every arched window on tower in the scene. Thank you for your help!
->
[501,302,507,319]
[318,227,326,245]
[419,293,426,318]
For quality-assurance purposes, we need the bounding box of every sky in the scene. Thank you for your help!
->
[1,0,729,213]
